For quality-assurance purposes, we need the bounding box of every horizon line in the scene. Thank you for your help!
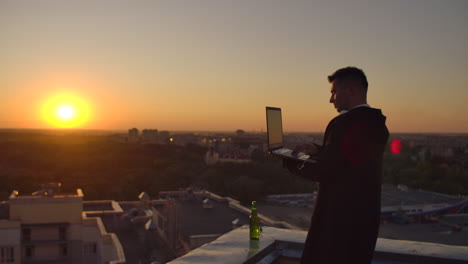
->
[0,127,468,135]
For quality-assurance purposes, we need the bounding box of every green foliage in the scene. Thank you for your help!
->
[1,132,465,202]
[383,143,468,195]
[0,133,314,202]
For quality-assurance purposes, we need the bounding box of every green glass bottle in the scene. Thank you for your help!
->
[249,201,260,240]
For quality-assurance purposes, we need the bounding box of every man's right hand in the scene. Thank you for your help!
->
[292,143,319,157]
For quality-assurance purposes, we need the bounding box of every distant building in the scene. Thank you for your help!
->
[232,133,263,154]
[128,128,139,143]
[158,131,171,144]
[204,149,252,165]
[142,129,158,143]
[431,146,455,159]
[218,153,251,163]
[204,148,220,165]
[0,185,124,264]
[170,133,201,146]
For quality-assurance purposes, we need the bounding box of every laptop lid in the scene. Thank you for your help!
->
[266,106,284,151]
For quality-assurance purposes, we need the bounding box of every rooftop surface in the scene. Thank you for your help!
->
[380,184,463,207]
[177,197,250,237]
[258,206,468,247]
[168,226,468,264]
[96,202,175,264]
[83,200,114,211]
[258,185,468,247]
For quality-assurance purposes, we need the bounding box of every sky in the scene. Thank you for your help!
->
[0,0,467,133]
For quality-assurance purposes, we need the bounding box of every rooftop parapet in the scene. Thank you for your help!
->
[8,188,84,200]
[7,189,84,224]
[168,226,468,264]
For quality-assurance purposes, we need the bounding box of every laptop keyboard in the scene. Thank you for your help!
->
[273,148,311,160]
[274,148,292,155]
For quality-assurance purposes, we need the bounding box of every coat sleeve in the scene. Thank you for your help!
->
[284,120,379,183]
[284,127,345,183]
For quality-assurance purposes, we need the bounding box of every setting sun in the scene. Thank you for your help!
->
[42,93,90,128]
[58,105,74,119]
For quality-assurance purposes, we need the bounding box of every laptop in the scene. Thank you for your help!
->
[266,106,316,163]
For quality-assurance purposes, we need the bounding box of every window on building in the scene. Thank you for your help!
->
[60,244,68,257]
[0,247,14,264]
[22,228,31,242]
[25,246,34,259]
[59,226,66,240]
[83,243,97,256]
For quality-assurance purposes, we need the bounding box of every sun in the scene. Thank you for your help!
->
[57,105,74,119]
[42,93,90,128]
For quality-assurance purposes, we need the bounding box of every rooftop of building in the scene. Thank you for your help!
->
[263,184,465,209]
[94,201,175,264]
[176,195,250,238]
[8,187,83,200]
[381,184,463,207]
[2,184,466,263]
[0,188,84,219]
[258,184,468,247]
[379,216,468,247]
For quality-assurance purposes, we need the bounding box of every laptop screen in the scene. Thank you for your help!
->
[266,107,283,150]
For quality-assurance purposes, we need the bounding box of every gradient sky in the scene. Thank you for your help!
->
[1,0,467,133]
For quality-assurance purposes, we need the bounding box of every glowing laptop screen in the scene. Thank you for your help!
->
[266,107,283,150]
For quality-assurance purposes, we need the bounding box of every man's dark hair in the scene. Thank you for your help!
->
[328,67,368,91]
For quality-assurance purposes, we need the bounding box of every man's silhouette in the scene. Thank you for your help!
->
[284,67,389,264]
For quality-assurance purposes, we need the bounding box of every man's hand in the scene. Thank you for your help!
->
[292,143,319,156]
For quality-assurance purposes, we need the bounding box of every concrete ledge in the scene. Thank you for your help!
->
[167,226,305,264]
[168,226,468,264]
[82,214,126,264]
[107,233,126,264]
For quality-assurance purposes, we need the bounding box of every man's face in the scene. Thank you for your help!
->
[329,80,351,113]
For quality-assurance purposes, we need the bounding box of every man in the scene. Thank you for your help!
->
[284,67,389,264]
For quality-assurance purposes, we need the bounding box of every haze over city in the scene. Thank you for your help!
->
[1,0,467,133]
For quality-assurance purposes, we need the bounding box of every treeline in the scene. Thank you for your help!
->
[383,141,468,195]
[0,133,314,204]
[1,133,466,204]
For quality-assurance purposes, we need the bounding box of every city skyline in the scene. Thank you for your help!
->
[1,0,467,133]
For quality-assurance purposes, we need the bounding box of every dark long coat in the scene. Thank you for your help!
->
[285,107,389,264]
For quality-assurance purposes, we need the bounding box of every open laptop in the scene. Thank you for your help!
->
[266,106,316,163]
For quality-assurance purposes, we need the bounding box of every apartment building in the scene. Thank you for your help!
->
[0,186,124,264]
